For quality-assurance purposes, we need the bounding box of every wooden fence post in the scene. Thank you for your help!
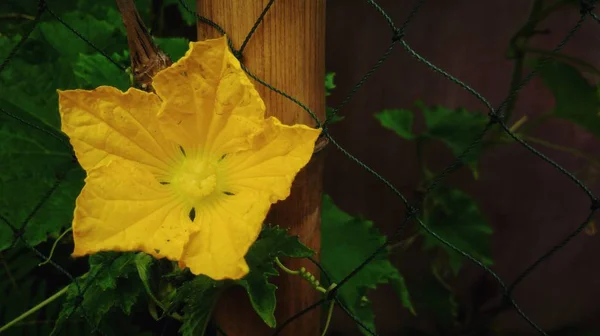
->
[195,1,326,335]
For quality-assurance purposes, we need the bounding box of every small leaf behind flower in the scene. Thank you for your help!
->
[235,226,314,328]
[321,195,414,335]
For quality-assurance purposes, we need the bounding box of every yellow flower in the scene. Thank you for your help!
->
[58,36,321,280]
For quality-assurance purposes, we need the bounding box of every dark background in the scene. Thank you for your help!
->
[323,0,600,335]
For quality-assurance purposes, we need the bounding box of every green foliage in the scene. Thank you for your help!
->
[422,186,493,275]
[326,106,345,124]
[375,109,415,140]
[325,72,345,124]
[235,225,314,328]
[38,11,125,62]
[50,252,148,335]
[163,0,197,26]
[0,1,180,251]
[325,72,336,96]
[321,195,414,335]
[533,59,600,138]
[74,52,130,90]
[168,276,221,336]
[155,37,191,62]
[408,272,458,331]
[375,102,488,177]
[0,245,82,336]
[0,107,83,251]
[0,2,133,252]
[418,101,488,177]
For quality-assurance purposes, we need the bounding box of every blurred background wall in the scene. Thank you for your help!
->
[322,0,600,335]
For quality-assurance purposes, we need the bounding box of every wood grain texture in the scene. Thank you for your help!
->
[195,1,326,335]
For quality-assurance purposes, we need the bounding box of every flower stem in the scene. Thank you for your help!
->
[320,298,336,336]
[274,258,341,333]
[522,135,600,169]
[39,228,72,266]
[274,257,329,293]
[274,257,300,275]
[0,285,69,333]
[521,47,600,76]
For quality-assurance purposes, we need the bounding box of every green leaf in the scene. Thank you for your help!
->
[418,101,488,177]
[0,8,128,129]
[321,195,414,335]
[0,109,83,251]
[163,0,197,26]
[51,252,147,336]
[236,226,314,328]
[422,186,493,275]
[38,11,124,60]
[325,72,344,124]
[375,109,415,140]
[0,36,63,129]
[326,106,345,124]
[325,72,336,96]
[409,272,458,330]
[74,51,130,90]
[533,59,600,138]
[155,37,190,62]
[134,253,155,304]
[169,276,221,336]
[0,245,82,335]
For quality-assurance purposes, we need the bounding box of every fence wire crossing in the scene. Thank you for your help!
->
[0,0,599,335]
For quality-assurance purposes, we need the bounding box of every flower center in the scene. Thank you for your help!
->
[170,158,218,203]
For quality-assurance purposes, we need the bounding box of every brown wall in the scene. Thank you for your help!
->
[323,1,600,335]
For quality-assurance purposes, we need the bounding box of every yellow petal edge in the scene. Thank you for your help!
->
[58,36,321,280]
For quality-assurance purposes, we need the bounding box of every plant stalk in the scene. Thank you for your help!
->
[0,285,69,333]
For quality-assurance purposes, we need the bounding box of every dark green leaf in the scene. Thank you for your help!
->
[409,272,458,330]
[134,253,155,303]
[375,109,415,140]
[326,106,345,124]
[236,226,314,327]
[533,59,600,138]
[0,246,76,335]
[74,51,130,90]
[51,252,147,335]
[321,195,414,335]
[38,12,124,60]
[0,107,83,251]
[325,72,343,124]
[169,276,221,336]
[418,101,488,177]
[422,186,493,275]
[155,37,190,62]
[163,0,197,26]
[0,35,63,129]
[325,72,336,96]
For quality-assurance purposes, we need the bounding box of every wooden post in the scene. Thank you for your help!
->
[196,1,326,335]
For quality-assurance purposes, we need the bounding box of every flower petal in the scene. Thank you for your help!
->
[179,188,271,280]
[223,117,321,202]
[72,158,196,261]
[59,86,175,174]
[152,37,265,155]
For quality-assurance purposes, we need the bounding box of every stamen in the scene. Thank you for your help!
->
[189,207,196,222]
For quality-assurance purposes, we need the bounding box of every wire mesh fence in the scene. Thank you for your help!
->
[1,0,599,335]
